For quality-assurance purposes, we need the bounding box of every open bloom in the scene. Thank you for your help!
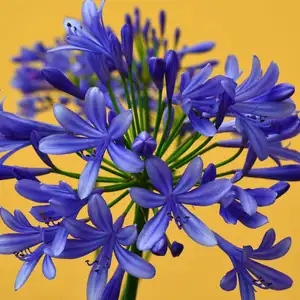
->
[216,229,293,299]
[130,156,232,250]
[0,208,67,290]
[61,194,155,300]
[39,87,144,199]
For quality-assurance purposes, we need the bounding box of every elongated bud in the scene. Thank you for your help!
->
[148,57,166,90]
[110,33,127,75]
[171,241,184,257]
[174,28,181,48]
[159,10,166,37]
[125,13,132,26]
[142,19,151,44]
[41,68,85,100]
[165,50,179,100]
[178,41,216,55]
[121,24,134,67]
[134,7,140,32]
[132,131,157,157]
[270,181,290,198]
[87,53,110,85]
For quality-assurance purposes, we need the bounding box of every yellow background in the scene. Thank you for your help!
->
[0,0,299,299]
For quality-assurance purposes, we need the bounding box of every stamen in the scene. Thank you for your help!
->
[85,259,99,267]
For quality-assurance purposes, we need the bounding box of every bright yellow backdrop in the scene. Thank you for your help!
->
[0,0,299,299]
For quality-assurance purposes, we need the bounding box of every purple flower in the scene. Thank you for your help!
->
[217,229,292,298]
[61,194,155,300]
[12,42,47,63]
[121,23,134,67]
[170,241,184,257]
[159,10,166,37]
[148,57,166,91]
[0,208,67,290]
[39,87,144,199]
[178,41,216,56]
[165,50,179,100]
[129,156,232,250]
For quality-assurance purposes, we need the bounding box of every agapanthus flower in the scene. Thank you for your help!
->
[39,87,144,199]
[61,194,155,300]
[130,156,232,250]
[0,208,66,290]
[217,229,293,299]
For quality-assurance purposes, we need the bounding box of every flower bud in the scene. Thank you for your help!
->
[171,241,184,257]
[165,50,179,100]
[132,131,157,157]
[151,235,168,256]
[148,57,166,90]
[121,24,134,67]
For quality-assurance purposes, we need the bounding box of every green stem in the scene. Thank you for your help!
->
[216,170,236,178]
[135,82,145,131]
[123,200,135,216]
[215,148,244,168]
[170,137,215,169]
[128,68,141,135]
[102,158,131,179]
[143,86,151,132]
[153,89,163,139]
[160,112,186,157]
[122,205,149,300]
[166,133,200,164]
[121,76,137,138]
[156,99,172,157]
[103,181,137,192]
[108,190,129,208]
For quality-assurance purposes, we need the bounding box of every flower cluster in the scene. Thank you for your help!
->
[2,0,299,299]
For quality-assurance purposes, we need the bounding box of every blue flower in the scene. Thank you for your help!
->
[0,208,67,290]
[39,87,144,199]
[15,179,99,223]
[129,156,232,250]
[61,194,155,300]
[216,55,296,161]
[12,42,47,63]
[216,229,293,298]
[132,131,157,157]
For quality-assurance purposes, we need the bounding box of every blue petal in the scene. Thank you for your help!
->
[82,0,98,27]
[151,235,168,256]
[178,204,217,246]
[270,182,290,198]
[233,186,257,216]
[15,258,40,290]
[84,87,107,133]
[88,194,113,232]
[53,104,101,137]
[0,208,35,233]
[108,142,144,173]
[189,112,216,136]
[87,266,108,300]
[220,269,237,291]
[42,68,86,100]
[101,267,125,300]
[251,237,291,260]
[39,134,102,154]
[237,273,255,300]
[178,179,232,206]
[51,227,68,256]
[78,157,103,200]
[114,243,156,278]
[0,233,42,254]
[116,225,137,246]
[30,131,55,168]
[63,218,107,241]
[145,156,173,196]
[246,188,277,207]
[15,179,49,203]
[108,110,132,140]
[42,255,56,279]
[57,239,101,259]
[174,157,203,194]
[246,259,293,290]
[269,146,300,163]
[137,204,170,251]
[257,229,276,251]
[225,55,242,80]
[201,163,216,184]
[237,117,268,161]
[30,205,61,222]
[183,64,213,96]
[242,147,258,175]
[129,188,166,208]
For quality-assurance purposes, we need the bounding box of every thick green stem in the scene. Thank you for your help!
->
[107,190,129,208]
[143,87,151,133]
[122,205,149,300]
[103,181,137,192]
[135,82,145,131]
